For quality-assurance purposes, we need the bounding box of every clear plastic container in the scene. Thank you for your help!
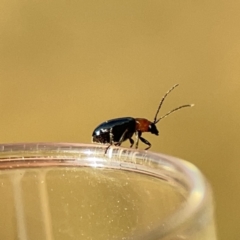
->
[0,143,217,240]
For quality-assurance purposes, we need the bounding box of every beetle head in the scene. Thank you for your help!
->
[148,123,159,136]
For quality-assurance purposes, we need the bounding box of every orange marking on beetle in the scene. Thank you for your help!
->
[135,118,151,132]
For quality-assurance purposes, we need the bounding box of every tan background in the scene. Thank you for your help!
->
[0,1,239,239]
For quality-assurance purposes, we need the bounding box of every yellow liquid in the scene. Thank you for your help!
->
[0,167,216,240]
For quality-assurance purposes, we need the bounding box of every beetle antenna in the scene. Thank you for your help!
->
[153,84,179,123]
[155,104,194,124]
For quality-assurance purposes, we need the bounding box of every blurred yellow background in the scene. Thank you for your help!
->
[0,1,239,239]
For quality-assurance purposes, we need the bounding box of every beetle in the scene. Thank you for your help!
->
[92,84,193,151]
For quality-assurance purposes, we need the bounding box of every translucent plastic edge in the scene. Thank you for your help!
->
[0,142,213,239]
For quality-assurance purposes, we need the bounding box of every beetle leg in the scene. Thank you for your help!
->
[109,128,114,144]
[105,128,129,154]
[135,131,140,149]
[116,129,128,146]
[129,138,134,148]
[105,128,114,154]
[139,136,151,150]
[104,144,111,154]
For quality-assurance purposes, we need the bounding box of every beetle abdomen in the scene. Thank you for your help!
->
[92,117,136,144]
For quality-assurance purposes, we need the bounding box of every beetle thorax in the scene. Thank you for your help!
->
[135,118,152,132]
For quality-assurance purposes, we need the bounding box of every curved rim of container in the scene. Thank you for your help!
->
[0,142,209,239]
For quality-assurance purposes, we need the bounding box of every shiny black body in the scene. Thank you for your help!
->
[92,117,136,146]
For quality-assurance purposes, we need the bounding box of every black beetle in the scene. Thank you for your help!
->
[92,84,193,151]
